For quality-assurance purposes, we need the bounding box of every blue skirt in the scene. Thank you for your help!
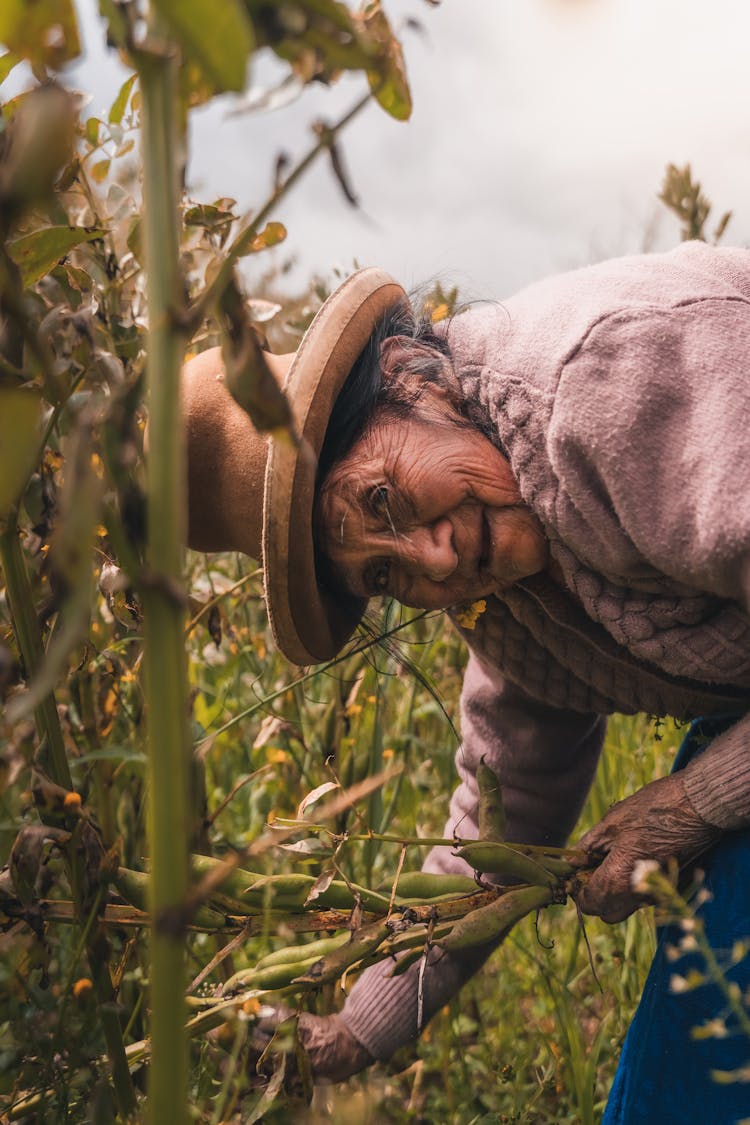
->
[602,717,750,1124]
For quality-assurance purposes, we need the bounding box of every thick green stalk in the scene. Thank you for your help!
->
[137,44,190,1125]
[0,524,137,1117]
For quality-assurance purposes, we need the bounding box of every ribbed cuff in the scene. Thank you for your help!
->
[682,718,750,831]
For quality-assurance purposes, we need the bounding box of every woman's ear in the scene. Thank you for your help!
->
[379,335,444,376]
[379,335,462,410]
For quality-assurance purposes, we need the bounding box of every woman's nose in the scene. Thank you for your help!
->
[399,518,457,582]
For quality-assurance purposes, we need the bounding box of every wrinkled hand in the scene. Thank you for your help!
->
[250,1008,373,1084]
[296,1012,373,1082]
[575,774,722,923]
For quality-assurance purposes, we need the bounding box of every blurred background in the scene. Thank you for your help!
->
[9,0,750,294]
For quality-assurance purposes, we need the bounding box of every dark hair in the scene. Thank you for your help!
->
[315,298,455,487]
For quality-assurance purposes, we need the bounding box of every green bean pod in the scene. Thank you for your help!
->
[477,757,506,841]
[455,842,558,888]
[380,871,477,900]
[438,884,553,954]
[255,931,349,971]
[190,854,268,899]
[523,852,576,878]
[311,880,391,913]
[222,957,319,995]
[294,920,390,985]
[114,867,226,929]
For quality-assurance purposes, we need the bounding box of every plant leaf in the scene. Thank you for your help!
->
[0,51,20,85]
[109,73,137,125]
[151,0,254,93]
[356,1,412,121]
[7,226,106,288]
[0,0,81,70]
[242,221,287,257]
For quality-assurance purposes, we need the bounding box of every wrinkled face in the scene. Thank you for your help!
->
[315,393,549,611]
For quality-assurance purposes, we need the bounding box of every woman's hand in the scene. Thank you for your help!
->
[248,1008,373,1084]
[297,1012,373,1082]
[575,774,722,923]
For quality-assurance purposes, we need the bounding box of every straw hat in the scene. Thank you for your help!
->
[183,268,407,665]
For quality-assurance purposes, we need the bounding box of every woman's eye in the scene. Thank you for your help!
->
[372,561,391,593]
[370,485,390,519]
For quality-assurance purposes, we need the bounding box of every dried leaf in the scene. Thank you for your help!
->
[278,838,332,858]
[246,298,282,324]
[219,275,294,435]
[9,824,70,905]
[254,714,298,749]
[305,867,336,905]
[246,1036,287,1123]
[297,781,339,818]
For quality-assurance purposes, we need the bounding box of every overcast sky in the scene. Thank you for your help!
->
[11,0,750,301]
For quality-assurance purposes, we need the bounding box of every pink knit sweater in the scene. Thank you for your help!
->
[342,241,750,1060]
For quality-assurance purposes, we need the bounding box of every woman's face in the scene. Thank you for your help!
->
[315,393,549,611]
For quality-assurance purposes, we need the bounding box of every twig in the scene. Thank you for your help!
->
[387,844,408,915]
[185,568,261,636]
[205,763,275,828]
[188,923,253,993]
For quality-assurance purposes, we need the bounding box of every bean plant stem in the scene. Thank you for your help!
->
[137,40,190,1125]
[0,524,137,1117]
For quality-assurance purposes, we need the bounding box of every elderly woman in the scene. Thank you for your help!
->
[184,240,750,1124]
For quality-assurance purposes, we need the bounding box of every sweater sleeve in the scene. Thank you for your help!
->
[341,650,606,1060]
[550,298,750,828]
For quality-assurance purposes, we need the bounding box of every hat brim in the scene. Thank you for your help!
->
[263,268,407,665]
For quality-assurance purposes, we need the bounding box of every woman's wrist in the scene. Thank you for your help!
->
[681,723,750,831]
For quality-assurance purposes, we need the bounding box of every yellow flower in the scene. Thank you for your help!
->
[430,302,449,323]
[73,977,93,1001]
[63,791,82,812]
[453,599,487,630]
